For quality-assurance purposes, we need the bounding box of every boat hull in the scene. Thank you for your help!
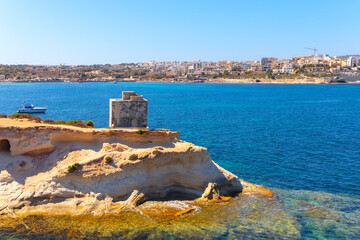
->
[17,108,47,113]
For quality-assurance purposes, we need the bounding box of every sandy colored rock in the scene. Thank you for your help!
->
[240,180,273,197]
[0,118,247,216]
[200,182,221,201]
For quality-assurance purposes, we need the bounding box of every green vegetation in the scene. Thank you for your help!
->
[43,119,55,124]
[9,113,42,122]
[9,113,32,119]
[138,129,146,135]
[152,150,160,156]
[266,70,275,79]
[67,163,80,173]
[86,120,95,127]
[149,74,167,80]
[105,156,113,164]
[54,120,94,128]
[338,55,350,59]
[63,120,88,128]
[55,120,66,124]
[129,154,138,161]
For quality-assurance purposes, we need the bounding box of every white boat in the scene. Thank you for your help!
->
[17,102,47,113]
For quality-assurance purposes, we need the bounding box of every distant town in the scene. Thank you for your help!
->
[1,53,360,84]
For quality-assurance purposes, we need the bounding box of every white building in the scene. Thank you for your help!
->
[281,63,294,73]
[347,56,360,67]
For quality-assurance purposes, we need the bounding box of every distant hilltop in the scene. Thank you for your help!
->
[0,54,359,83]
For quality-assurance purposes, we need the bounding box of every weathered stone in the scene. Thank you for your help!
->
[109,91,148,128]
[0,118,245,216]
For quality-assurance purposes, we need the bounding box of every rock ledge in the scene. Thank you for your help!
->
[0,118,271,216]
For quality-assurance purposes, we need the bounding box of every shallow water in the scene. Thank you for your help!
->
[0,82,359,239]
[0,190,359,239]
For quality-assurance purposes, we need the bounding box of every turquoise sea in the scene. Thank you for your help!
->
[0,82,359,239]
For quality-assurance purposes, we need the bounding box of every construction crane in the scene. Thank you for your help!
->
[305,47,318,56]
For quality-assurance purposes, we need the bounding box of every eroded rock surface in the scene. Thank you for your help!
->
[0,118,270,216]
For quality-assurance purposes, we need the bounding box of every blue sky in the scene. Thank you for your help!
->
[0,0,359,65]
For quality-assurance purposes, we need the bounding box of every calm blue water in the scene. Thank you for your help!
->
[1,82,360,239]
[0,82,359,196]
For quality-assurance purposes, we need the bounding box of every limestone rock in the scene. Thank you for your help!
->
[200,182,221,201]
[0,118,260,216]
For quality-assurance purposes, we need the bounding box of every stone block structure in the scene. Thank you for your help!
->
[109,91,148,128]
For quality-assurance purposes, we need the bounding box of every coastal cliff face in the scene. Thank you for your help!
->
[0,118,271,216]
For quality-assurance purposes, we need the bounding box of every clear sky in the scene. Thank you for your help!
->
[0,0,359,65]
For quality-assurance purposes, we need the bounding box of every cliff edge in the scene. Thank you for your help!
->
[0,118,271,216]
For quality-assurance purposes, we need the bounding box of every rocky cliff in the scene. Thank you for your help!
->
[0,118,271,216]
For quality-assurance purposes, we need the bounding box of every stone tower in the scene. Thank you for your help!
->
[109,91,148,128]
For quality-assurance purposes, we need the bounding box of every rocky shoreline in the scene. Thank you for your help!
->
[0,118,272,217]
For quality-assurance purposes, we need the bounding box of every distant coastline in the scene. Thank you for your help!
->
[1,54,360,85]
[210,78,360,84]
[1,77,360,84]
